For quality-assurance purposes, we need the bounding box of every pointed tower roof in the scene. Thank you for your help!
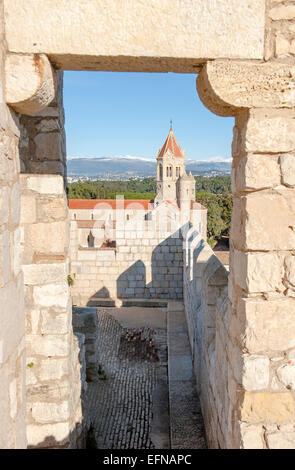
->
[157,127,184,158]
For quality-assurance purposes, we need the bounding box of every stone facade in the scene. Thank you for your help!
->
[17,74,85,447]
[69,128,205,305]
[1,0,295,450]
[70,226,184,305]
[0,0,26,448]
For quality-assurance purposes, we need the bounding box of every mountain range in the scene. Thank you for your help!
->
[67,155,231,178]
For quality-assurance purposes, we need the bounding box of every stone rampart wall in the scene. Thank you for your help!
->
[0,0,27,448]
[18,74,84,448]
[183,232,229,448]
[70,224,183,304]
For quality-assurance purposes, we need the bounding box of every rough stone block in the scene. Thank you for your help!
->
[20,194,36,224]
[40,311,69,334]
[277,364,295,390]
[233,250,284,293]
[23,263,67,286]
[26,221,67,254]
[233,154,280,192]
[280,154,295,187]
[26,334,70,357]
[33,283,69,308]
[238,298,295,353]
[34,132,62,161]
[32,401,70,424]
[231,190,295,250]
[240,423,264,449]
[26,175,64,195]
[26,422,70,447]
[37,198,66,221]
[240,392,295,424]
[266,429,295,449]
[242,355,270,391]
[242,111,295,154]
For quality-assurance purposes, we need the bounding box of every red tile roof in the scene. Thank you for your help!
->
[69,199,154,210]
[157,129,184,158]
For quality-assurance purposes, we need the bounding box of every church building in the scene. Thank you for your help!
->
[68,127,207,303]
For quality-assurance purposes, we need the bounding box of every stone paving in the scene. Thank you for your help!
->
[84,304,206,449]
[85,308,167,449]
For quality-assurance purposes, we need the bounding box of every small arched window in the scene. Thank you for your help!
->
[159,164,163,179]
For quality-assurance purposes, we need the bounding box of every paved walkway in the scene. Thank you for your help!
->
[168,303,207,449]
[84,303,206,449]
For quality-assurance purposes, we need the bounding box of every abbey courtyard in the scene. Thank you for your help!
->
[1,0,295,450]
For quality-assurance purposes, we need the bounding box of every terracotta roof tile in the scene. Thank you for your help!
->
[157,129,184,158]
[69,199,154,210]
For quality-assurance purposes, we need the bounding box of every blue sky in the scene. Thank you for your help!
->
[63,71,234,161]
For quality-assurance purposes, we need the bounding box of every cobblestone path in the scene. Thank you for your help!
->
[85,309,167,449]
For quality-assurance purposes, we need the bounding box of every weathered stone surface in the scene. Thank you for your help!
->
[26,422,70,447]
[238,298,295,353]
[240,392,295,424]
[280,154,295,187]
[231,190,295,251]
[26,334,70,357]
[266,429,295,449]
[23,263,67,286]
[277,364,295,390]
[32,401,70,424]
[285,255,295,290]
[33,283,69,308]
[5,54,55,115]
[37,198,66,221]
[233,251,284,293]
[197,61,295,117]
[20,195,36,224]
[269,4,295,20]
[26,175,64,195]
[4,0,265,72]
[233,154,280,192]
[242,355,270,391]
[244,113,295,154]
[240,423,264,449]
[26,222,67,254]
[40,311,69,335]
[39,358,69,381]
[34,133,62,161]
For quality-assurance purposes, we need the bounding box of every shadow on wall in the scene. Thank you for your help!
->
[86,286,117,307]
[114,230,184,300]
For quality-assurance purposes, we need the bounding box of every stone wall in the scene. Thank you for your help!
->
[3,0,266,72]
[0,0,27,448]
[183,232,229,448]
[72,307,99,382]
[18,74,84,448]
[70,224,183,305]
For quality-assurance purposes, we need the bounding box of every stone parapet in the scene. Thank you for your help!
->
[0,0,27,449]
[72,307,99,382]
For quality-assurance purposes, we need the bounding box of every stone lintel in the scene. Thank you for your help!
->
[197,60,295,117]
[5,53,55,115]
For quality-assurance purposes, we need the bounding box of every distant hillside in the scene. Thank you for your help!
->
[67,155,231,177]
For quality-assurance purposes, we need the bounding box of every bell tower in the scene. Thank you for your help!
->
[155,123,186,205]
